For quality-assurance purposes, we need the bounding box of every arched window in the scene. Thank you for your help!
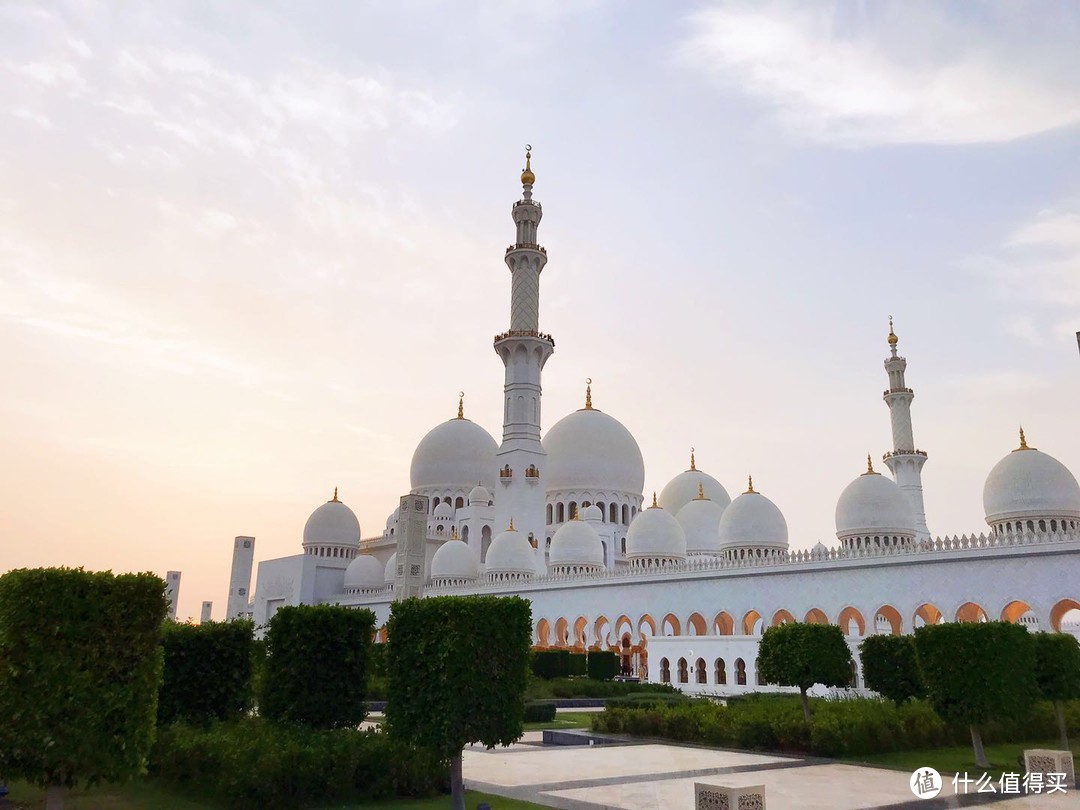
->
[696,658,707,684]
[546,504,553,524]
[849,659,859,688]
[735,658,747,686]
[660,658,671,683]
[557,503,565,523]
[455,496,464,509]
[714,658,726,684]
[622,504,629,524]
[621,537,626,555]
[610,503,618,523]
[677,658,689,683]
[569,501,578,520]
[597,501,606,521]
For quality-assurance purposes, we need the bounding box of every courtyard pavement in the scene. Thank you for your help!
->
[461,737,1077,809]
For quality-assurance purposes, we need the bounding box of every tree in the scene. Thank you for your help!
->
[158,620,255,724]
[757,622,852,722]
[0,568,169,810]
[859,634,925,705]
[259,604,375,729]
[1032,632,1080,750]
[386,595,532,810]
[914,621,1037,769]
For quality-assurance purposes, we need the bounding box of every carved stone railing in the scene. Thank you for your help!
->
[493,329,555,346]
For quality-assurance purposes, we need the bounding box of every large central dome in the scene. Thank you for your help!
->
[410,416,498,492]
[542,407,645,495]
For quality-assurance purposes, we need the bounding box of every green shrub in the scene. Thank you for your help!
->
[524,701,557,722]
[568,652,588,677]
[159,620,254,724]
[259,605,375,729]
[0,568,170,792]
[532,650,570,679]
[150,719,446,809]
[859,635,924,705]
[606,692,689,709]
[587,650,618,680]
[758,623,852,722]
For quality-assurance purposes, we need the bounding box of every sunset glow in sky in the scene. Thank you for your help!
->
[2,1,1079,620]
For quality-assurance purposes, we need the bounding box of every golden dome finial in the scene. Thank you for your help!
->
[331,486,339,502]
[689,447,696,471]
[864,454,876,475]
[457,391,465,419]
[745,475,755,494]
[508,517,515,531]
[1017,425,1034,451]
[584,378,593,410]
[695,482,706,500]
[887,316,898,347]
[651,491,658,508]
[520,144,535,186]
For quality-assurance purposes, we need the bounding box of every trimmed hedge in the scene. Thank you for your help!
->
[159,620,254,724]
[859,634,924,705]
[526,677,677,700]
[260,605,375,729]
[524,701,557,722]
[532,649,570,679]
[150,719,446,809]
[0,568,170,790]
[568,652,587,677]
[587,650,618,681]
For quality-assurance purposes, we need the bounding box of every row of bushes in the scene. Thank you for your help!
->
[592,695,1080,758]
[526,676,677,700]
[531,649,620,679]
[151,719,447,809]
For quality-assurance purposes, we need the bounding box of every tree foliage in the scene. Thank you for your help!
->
[859,634,925,705]
[158,620,255,724]
[914,621,1038,767]
[532,649,570,679]
[587,650,618,681]
[385,595,531,810]
[0,568,169,791]
[1032,631,1080,749]
[757,623,852,721]
[259,605,375,729]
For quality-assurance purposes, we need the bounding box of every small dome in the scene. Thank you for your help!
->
[549,520,604,568]
[430,540,480,582]
[385,507,399,530]
[625,502,687,561]
[718,487,788,551]
[812,541,829,554]
[983,436,1080,527]
[543,407,644,496]
[384,553,397,584]
[344,555,383,591]
[302,496,361,548]
[485,527,536,576]
[468,484,492,507]
[433,501,455,519]
[676,496,725,555]
[660,466,731,514]
[581,504,603,521]
[835,467,917,539]
[410,417,498,492]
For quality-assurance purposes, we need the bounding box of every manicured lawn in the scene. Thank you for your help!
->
[2,781,549,810]
[847,737,1079,781]
[522,711,599,731]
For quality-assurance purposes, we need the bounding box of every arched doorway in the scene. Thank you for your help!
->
[687,613,707,636]
[874,605,903,635]
[742,610,763,635]
[771,609,795,627]
[714,658,727,684]
[913,603,943,628]
[804,608,828,625]
[695,657,707,684]
[837,606,866,636]
[660,657,671,683]
[1049,599,1080,632]
[955,602,988,623]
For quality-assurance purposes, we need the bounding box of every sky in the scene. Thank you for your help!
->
[1,1,1079,622]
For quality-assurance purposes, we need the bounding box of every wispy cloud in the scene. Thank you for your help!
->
[678,2,1080,146]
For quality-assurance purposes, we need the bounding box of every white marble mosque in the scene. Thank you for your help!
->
[225,151,1080,695]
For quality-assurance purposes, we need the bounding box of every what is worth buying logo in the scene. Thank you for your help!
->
[910,767,942,799]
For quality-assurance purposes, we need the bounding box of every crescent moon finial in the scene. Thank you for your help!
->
[525,143,532,152]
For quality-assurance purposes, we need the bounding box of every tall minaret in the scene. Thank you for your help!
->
[493,147,553,565]
[881,318,930,541]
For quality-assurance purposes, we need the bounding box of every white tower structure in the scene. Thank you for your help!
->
[881,319,930,541]
[227,536,255,620]
[165,570,181,620]
[493,147,553,560]
[200,601,213,623]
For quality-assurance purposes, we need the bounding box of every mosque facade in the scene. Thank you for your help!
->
[232,153,1080,694]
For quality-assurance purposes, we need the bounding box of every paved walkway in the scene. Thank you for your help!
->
[462,739,1076,809]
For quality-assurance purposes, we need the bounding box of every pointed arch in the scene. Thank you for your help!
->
[742,610,763,636]
[614,614,633,641]
[837,606,866,636]
[593,615,612,648]
[637,614,657,638]
[1050,599,1080,632]
[535,618,551,647]
[913,603,943,628]
[661,613,681,636]
[771,609,796,627]
[686,612,707,636]
[1000,600,1034,624]
[573,616,588,648]
[874,605,903,636]
[553,617,569,647]
[713,611,735,635]
[803,608,828,625]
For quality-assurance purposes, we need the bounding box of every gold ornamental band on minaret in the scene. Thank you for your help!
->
[521,145,535,185]
[457,391,465,419]
[689,447,696,471]
[584,378,593,409]
[888,316,898,346]
[745,475,755,494]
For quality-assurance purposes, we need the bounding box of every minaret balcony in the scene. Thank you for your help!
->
[506,243,547,255]
[883,449,927,460]
[883,387,914,396]
[513,199,542,210]
[493,330,555,347]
